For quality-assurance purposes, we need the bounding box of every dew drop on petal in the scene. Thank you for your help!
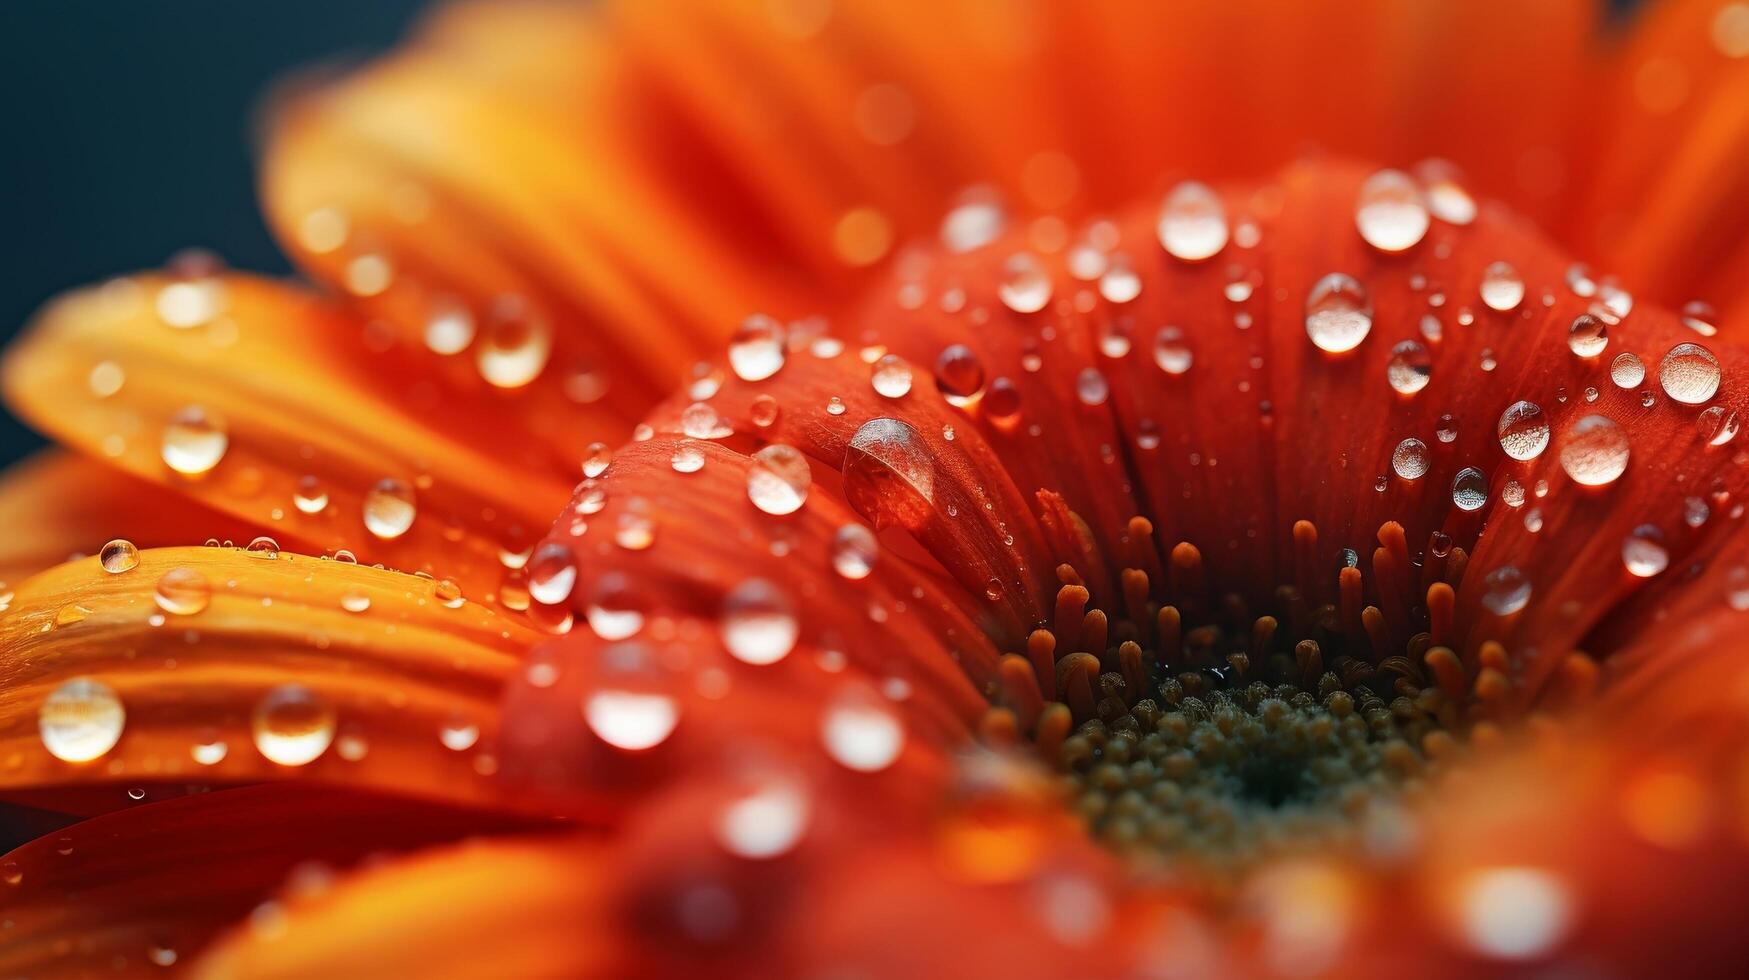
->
[1480,566,1532,615]
[1419,161,1477,225]
[1658,343,1721,405]
[1386,340,1432,395]
[362,478,417,540]
[1566,313,1608,358]
[940,190,1006,253]
[88,360,124,398]
[293,475,329,514]
[1479,262,1524,312]
[1451,467,1488,512]
[423,297,476,355]
[1074,368,1109,406]
[831,524,878,580]
[99,539,139,574]
[983,378,1023,429]
[716,775,810,859]
[749,394,781,428]
[1610,352,1645,389]
[191,736,228,766]
[1436,415,1459,443]
[1621,525,1668,578]
[871,354,914,398]
[998,254,1053,313]
[527,542,578,605]
[161,407,227,475]
[1698,405,1740,446]
[1153,327,1193,376]
[1496,401,1550,461]
[1680,299,1719,337]
[1458,868,1572,961]
[843,419,936,531]
[747,444,812,515]
[934,345,986,404]
[1157,180,1228,262]
[1559,415,1630,486]
[582,643,679,751]
[39,678,125,763]
[475,298,552,389]
[339,591,371,614]
[670,444,705,473]
[440,716,480,752]
[585,574,645,641]
[154,567,210,615]
[728,314,787,382]
[1355,169,1429,253]
[820,687,904,772]
[252,684,336,767]
[721,579,799,666]
[1391,438,1430,480]
[582,442,612,479]
[1305,273,1373,353]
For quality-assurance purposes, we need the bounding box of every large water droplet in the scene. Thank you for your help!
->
[1305,273,1373,354]
[1680,299,1719,337]
[820,687,904,772]
[585,574,646,640]
[1610,352,1645,388]
[721,579,799,666]
[527,542,578,605]
[1451,467,1489,512]
[293,475,329,514]
[729,314,786,382]
[1566,314,1608,358]
[1157,181,1228,262]
[1480,566,1532,615]
[476,298,552,388]
[362,478,417,540]
[1496,401,1550,461]
[997,254,1053,313]
[715,773,810,859]
[1658,343,1721,405]
[934,345,986,405]
[154,567,211,615]
[1355,169,1429,253]
[1621,525,1668,578]
[252,684,336,766]
[582,643,679,751]
[1386,340,1432,395]
[39,678,125,763]
[843,418,935,531]
[161,407,228,475]
[1479,262,1525,312]
[747,444,812,515]
[99,539,139,574]
[1391,438,1430,480]
[1419,160,1477,225]
[1698,406,1740,446]
[871,354,914,398]
[1559,415,1630,486]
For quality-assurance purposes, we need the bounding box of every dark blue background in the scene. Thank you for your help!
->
[0,1,428,464]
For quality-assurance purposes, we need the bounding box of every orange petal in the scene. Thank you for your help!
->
[2,273,576,601]
[0,451,249,585]
[0,546,529,810]
[0,784,527,976]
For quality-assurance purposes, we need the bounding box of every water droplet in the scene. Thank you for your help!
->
[1658,343,1721,405]
[1496,401,1550,461]
[941,190,1006,253]
[843,418,935,531]
[1074,368,1109,406]
[1685,496,1711,527]
[99,539,139,573]
[440,715,480,752]
[1157,180,1228,261]
[728,313,786,382]
[1419,161,1476,225]
[582,442,613,479]
[191,735,227,766]
[423,297,476,355]
[362,478,417,540]
[1480,566,1532,615]
[671,443,705,473]
[1098,260,1141,303]
[340,591,371,613]
[747,444,812,515]
[820,687,904,772]
[1458,868,1572,960]
[933,345,986,405]
[998,253,1054,313]
[583,643,680,751]
[245,536,279,558]
[749,394,781,428]
[1386,340,1432,395]
[614,509,657,551]
[1610,352,1645,388]
[871,354,914,398]
[586,574,645,640]
[154,567,210,615]
[1436,415,1459,443]
[252,684,336,766]
[1305,273,1373,353]
[983,378,1022,429]
[1566,313,1608,358]
[1152,327,1193,376]
[293,475,329,514]
[476,297,552,388]
[1621,525,1668,577]
[88,360,124,398]
[161,407,228,475]
[527,542,578,605]
[1680,299,1719,337]
[716,773,810,859]
[39,678,125,763]
[1451,467,1488,512]
[435,578,465,608]
[1355,169,1429,252]
[721,579,799,666]
[1479,262,1524,312]
[1391,438,1430,480]
[829,523,879,580]
[1559,415,1630,486]
[1698,406,1740,446]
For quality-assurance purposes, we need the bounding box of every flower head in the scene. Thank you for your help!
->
[5,1,1749,977]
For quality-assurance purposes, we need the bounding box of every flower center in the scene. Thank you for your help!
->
[1005,515,1465,870]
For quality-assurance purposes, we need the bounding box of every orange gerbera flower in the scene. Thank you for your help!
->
[5,0,1749,976]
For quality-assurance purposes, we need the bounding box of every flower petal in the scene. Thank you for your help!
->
[2,274,576,600]
[0,546,528,810]
[0,784,528,976]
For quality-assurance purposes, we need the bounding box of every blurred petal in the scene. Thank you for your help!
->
[0,546,528,810]
[2,274,575,599]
